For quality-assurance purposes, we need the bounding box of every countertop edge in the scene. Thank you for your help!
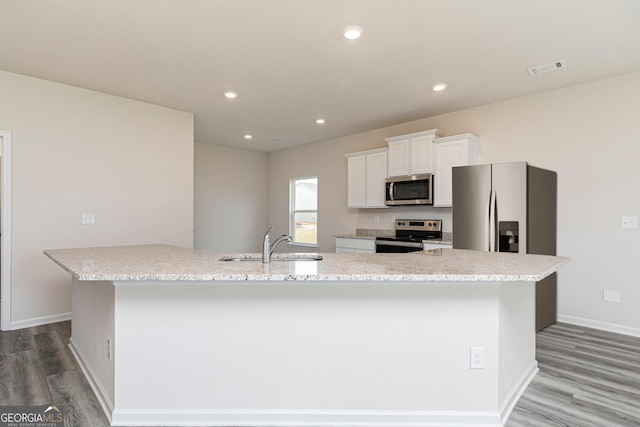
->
[44,250,81,281]
[44,245,571,284]
[75,263,569,284]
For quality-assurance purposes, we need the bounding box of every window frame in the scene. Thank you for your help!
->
[289,176,318,247]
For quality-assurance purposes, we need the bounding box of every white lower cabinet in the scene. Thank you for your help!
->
[433,134,479,207]
[345,148,388,208]
[335,238,376,253]
[423,243,453,250]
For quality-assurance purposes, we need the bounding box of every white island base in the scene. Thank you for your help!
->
[71,278,537,427]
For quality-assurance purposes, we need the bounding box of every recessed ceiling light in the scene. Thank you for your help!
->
[223,90,238,99]
[432,83,448,92]
[315,118,326,124]
[244,134,252,140]
[343,26,363,40]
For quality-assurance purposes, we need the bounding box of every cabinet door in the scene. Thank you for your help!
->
[410,134,435,175]
[365,151,387,207]
[434,138,476,207]
[336,238,376,253]
[423,243,453,250]
[387,138,409,177]
[347,156,366,208]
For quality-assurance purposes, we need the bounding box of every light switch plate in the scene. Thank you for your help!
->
[82,213,95,225]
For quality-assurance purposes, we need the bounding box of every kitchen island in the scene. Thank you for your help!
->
[44,244,569,427]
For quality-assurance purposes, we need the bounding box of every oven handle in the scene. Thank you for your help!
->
[375,240,424,249]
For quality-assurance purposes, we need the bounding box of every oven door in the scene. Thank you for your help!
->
[375,239,424,253]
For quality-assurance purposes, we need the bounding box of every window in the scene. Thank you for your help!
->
[290,177,318,246]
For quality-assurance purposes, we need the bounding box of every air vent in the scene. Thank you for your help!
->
[528,60,567,76]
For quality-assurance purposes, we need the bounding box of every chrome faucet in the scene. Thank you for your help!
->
[262,226,292,263]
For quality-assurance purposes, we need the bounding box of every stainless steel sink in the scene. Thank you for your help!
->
[219,253,323,262]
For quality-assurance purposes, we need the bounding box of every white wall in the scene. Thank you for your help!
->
[266,126,462,249]
[0,70,194,328]
[267,132,380,252]
[194,142,267,253]
[267,71,640,334]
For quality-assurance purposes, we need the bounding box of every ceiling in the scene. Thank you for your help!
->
[2,0,640,153]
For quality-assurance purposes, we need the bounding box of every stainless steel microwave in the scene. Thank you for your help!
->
[385,173,433,206]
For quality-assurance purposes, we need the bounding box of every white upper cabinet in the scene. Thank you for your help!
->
[433,133,479,207]
[385,129,446,177]
[410,133,437,174]
[347,155,366,207]
[365,150,388,208]
[386,138,410,177]
[345,148,388,208]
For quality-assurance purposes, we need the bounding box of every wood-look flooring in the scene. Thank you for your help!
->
[507,322,640,427]
[0,321,110,426]
[1,321,639,427]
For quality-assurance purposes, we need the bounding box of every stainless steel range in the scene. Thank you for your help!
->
[375,219,443,253]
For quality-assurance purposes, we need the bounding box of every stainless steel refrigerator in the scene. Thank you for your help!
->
[452,161,557,331]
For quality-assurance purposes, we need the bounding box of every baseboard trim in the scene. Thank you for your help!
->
[92,361,539,427]
[111,408,502,427]
[557,314,640,338]
[68,338,115,424]
[11,312,71,330]
[82,355,540,427]
[499,360,539,425]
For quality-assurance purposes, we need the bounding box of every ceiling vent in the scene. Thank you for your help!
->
[528,60,567,76]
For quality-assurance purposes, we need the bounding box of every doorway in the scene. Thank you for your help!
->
[1,130,12,330]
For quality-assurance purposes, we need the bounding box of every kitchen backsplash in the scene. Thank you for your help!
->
[356,207,453,232]
[354,228,395,238]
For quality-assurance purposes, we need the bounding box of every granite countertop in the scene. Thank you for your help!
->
[44,244,569,283]
[334,228,394,240]
[335,229,453,245]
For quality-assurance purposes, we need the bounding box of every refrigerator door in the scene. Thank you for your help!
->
[527,165,557,256]
[528,165,558,330]
[492,162,528,254]
[452,164,492,251]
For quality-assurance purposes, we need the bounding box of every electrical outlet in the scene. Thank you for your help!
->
[82,213,95,225]
[621,216,638,229]
[107,337,112,361]
[470,347,484,369]
[603,289,620,303]
[374,215,380,223]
